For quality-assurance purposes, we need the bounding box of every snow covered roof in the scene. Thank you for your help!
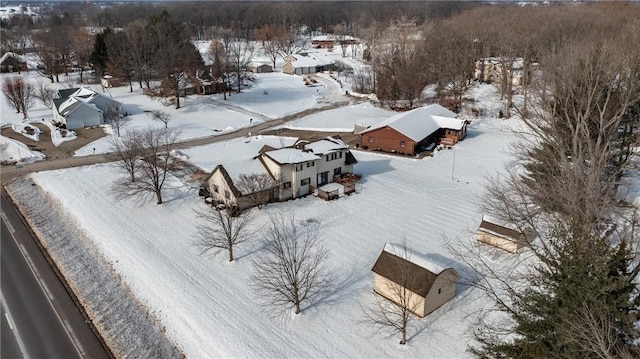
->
[361,104,462,142]
[372,243,458,298]
[383,243,449,275]
[0,51,26,64]
[289,52,334,68]
[264,148,320,165]
[220,158,273,195]
[304,136,348,155]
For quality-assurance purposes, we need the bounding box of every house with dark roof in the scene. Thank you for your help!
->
[371,243,459,317]
[52,87,122,129]
[477,215,528,253]
[359,104,467,155]
[205,136,359,209]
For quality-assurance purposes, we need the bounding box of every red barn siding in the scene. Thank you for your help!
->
[360,127,417,155]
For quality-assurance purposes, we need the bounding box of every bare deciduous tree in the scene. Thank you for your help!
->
[193,205,254,262]
[2,76,33,118]
[226,33,256,94]
[251,215,331,315]
[235,173,279,209]
[33,78,55,109]
[150,110,172,129]
[109,129,141,182]
[362,244,421,345]
[112,128,181,204]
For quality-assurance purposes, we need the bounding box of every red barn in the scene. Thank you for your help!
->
[359,104,466,156]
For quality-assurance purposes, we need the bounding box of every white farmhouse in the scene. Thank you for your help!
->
[205,136,359,209]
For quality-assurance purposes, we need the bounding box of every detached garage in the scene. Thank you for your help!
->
[371,243,460,317]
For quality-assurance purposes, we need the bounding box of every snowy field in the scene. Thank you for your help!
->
[25,115,520,358]
[1,39,530,356]
[0,69,340,160]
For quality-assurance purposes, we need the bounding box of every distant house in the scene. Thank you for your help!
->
[205,136,359,209]
[194,66,227,95]
[0,52,27,73]
[311,36,335,49]
[52,87,122,130]
[248,63,273,73]
[359,104,467,155]
[282,52,334,75]
[371,243,460,317]
[474,57,533,87]
[477,215,528,253]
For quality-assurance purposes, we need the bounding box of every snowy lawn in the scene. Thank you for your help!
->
[28,116,519,358]
[274,102,397,132]
[1,70,340,159]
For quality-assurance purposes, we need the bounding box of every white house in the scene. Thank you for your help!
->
[205,136,359,209]
[52,87,122,130]
[282,52,334,75]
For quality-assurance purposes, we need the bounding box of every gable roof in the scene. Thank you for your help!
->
[304,136,348,155]
[211,157,276,196]
[263,148,320,165]
[54,87,120,118]
[360,104,462,142]
[287,52,334,68]
[478,215,524,242]
[371,243,458,297]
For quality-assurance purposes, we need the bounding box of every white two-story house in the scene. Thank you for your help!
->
[205,136,359,209]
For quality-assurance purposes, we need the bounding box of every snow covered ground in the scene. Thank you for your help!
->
[23,112,520,357]
[1,40,531,357]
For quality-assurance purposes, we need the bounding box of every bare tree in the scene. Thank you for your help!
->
[362,244,421,345]
[235,173,279,209]
[463,38,640,358]
[112,128,181,204]
[108,111,125,137]
[251,215,331,315]
[109,129,141,182]
[193,205,254,262]
[72,27,94,84]
[226,33,256,93]
[150,110,172,129]
[33,78,55,109]
[2,76,33,118]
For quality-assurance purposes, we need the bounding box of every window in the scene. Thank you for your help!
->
[282,181,292,189]
[307,161,315,167]
[301,178,310,186]
[400,140,406,147]
[369,136,374,143]
[438,288,442,294]
[338,151,343,159]
[334,167,342,176]
[295,163,304,172]
[213,185,219,193]
[224,190,230,199]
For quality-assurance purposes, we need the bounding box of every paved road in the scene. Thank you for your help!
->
[0,97,359,182]
[1,192,111,359]
[1,303,23,359]
[0,86,361,358]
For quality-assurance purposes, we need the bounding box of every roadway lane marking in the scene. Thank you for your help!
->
[5,311,14,329]
[18,243,55,301]
[1,293,31,359]
[1,211,16,234]
[8,226,86,358]
[65,319,87,357]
